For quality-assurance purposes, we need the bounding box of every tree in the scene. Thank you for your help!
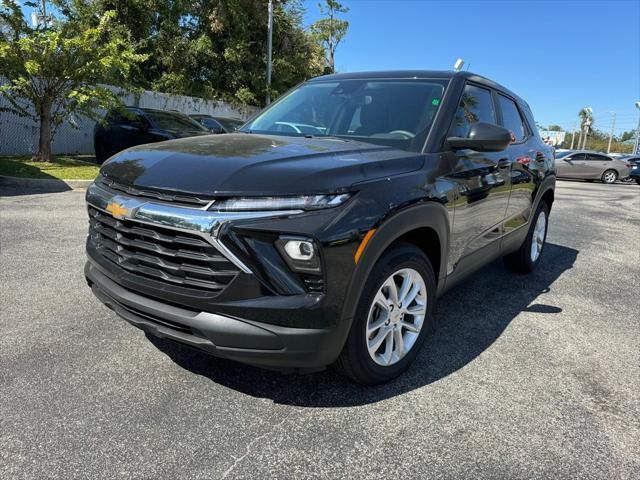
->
[0,1,146,161]
[620,130,636,142]
[310,0,349,74]
[578,108,594,149]
[53,0,323,106]
[547,124,563,131]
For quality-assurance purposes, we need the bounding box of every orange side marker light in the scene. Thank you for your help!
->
[354,229,376,264]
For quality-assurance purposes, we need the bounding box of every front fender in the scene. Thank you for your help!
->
[339,201,450,327]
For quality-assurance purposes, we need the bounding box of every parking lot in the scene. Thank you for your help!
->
[1,180,638,479]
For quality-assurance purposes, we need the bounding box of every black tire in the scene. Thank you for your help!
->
[94,141,108,164]
[503,201,549,274]
[601,169,618,184]
[334,243,436,384]
[635,179,640,186]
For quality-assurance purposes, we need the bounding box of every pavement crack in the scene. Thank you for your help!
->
[219,414,291,479]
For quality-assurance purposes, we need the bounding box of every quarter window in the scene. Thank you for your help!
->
[497,94,527,142]
[450,84,496,138]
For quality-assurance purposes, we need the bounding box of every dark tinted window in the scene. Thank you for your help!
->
[108,110,145,127]
[201,118,223,130]
[570,153,587,160]
[215,118,243,131]
[144,111,207,132]
[450,84,496,138]
[585,153,611,161]
[497,94,527,142]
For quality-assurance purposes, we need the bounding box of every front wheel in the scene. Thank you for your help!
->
[503,201,549,273]
[601,169,618,184]
[335,244,436,384]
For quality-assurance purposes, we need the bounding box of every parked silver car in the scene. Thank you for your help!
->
[555,150,631,184]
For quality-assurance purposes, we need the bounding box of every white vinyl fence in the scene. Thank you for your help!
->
[0,84,258,157]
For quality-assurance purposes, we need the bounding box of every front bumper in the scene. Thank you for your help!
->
[86,262,346,370]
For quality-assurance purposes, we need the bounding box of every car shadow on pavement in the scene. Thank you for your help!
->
[0,182,72,197]
[148,242,578,407]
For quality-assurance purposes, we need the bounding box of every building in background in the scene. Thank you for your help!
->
[538,130,566,147]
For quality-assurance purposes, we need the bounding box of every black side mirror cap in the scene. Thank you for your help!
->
[446,122,512,152]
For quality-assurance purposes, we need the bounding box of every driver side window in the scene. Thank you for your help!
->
[450,84,496,138]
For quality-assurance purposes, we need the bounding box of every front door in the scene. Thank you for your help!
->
[445,83,511,275]
[556,152,587,178]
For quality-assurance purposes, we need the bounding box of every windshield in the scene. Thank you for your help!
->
[145,111,208,132]
[242,79,448,152]
[216,117,244,131]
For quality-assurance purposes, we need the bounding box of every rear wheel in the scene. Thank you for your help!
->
[335,244,436,384]
[503,201,549,273]
[601,169,618,184]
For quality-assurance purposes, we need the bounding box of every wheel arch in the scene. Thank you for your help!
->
[340,201,450,326]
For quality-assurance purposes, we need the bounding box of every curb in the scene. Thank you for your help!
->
[0,175,93,191]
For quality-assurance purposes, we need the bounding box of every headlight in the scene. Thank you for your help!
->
[209,193,352,212]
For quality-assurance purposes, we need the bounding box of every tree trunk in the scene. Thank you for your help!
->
[33,101,53,162]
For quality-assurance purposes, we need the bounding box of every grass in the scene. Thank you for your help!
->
[0,155,100,181]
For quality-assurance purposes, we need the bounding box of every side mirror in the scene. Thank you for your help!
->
[447,122,512,152]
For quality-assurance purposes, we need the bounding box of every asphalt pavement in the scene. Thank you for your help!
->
[1,180,639,479]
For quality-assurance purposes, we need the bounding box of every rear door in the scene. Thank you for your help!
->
[584,153,613,178]
[495,93,538,231]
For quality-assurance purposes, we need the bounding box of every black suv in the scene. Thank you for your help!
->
[85,71,555,384]
[94,107,210,163]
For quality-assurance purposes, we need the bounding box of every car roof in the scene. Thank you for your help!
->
[307,70,527,106]
[569,150,613,155]
[120,106,187,115]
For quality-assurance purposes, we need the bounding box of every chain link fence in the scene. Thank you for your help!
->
[0,83,258,157]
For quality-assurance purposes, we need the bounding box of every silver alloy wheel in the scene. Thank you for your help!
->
[365,268,427,366]
[603,171,617,183]
[530,211,547,262]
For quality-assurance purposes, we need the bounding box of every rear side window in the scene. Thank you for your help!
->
[586,153,611,161]
[450,84,496,138]
[108,110,145,127]
[497,94,527,142]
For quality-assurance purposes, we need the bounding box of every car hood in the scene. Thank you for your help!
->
[100,133,424,196]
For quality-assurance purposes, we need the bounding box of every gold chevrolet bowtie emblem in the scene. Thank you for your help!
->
[106,202,129,219]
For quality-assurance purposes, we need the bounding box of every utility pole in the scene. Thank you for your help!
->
[570,122,576,150]
[265,0,273,105]
[634,101,640,155]
[607,111,616,154]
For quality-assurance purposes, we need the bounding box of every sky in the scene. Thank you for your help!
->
[302,0,640,135]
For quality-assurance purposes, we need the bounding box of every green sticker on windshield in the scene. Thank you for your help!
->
[431,98,440,106]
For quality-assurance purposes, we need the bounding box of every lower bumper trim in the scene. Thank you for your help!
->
[86,262,343,369]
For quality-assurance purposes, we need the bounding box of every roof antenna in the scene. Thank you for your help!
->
[453,58,464,72]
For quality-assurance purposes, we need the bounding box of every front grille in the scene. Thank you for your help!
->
[98,176,212,207]
[88,206,239,293]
